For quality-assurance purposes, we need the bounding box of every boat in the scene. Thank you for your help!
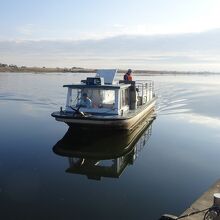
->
[51,69,156,130]
[53,114,155,180]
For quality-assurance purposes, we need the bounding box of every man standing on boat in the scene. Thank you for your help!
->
[79,93,92,108]
[124,69,133,81]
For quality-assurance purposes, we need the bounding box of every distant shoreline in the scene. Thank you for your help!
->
[0,65,218,75]
[0,66,96,73]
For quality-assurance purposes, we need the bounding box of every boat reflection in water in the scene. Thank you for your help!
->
[53,113,156,180]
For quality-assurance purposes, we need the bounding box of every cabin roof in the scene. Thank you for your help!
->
[63,83,130,90]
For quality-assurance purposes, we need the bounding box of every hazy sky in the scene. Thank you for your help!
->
[1,0,220,40]
[1,0,220,71]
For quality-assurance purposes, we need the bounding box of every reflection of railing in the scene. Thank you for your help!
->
[133,124,152,161]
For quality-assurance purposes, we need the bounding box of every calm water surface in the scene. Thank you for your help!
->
[0,72,220,220]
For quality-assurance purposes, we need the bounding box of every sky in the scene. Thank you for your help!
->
[0,0,220,71]
[1,0,220,40]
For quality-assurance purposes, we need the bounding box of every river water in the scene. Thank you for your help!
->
[0,72,220,219]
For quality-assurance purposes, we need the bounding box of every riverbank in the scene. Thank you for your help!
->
[0,65,218,74]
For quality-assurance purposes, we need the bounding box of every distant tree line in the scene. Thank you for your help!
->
[0,63,95,73]
[0,63,83,70]
[0,63,20,68]
[0,63,8,67]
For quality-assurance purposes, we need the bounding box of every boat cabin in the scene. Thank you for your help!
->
[63,69,154,116]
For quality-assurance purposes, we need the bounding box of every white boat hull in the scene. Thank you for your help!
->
[52,98,156,130]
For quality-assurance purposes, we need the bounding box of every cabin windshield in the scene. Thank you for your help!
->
[69,88,116,109]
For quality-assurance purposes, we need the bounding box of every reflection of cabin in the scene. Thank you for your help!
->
[66,156,132,180]
[65,124,153,180]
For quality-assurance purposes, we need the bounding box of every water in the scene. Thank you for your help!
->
[0,72,220,219]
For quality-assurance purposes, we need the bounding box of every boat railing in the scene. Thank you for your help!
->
[135,81,154,105]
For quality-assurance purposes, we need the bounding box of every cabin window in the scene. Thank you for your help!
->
[68,89,81,107]
[100,90,115,105]
[120,89,129,107]
[69,88,115,109]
